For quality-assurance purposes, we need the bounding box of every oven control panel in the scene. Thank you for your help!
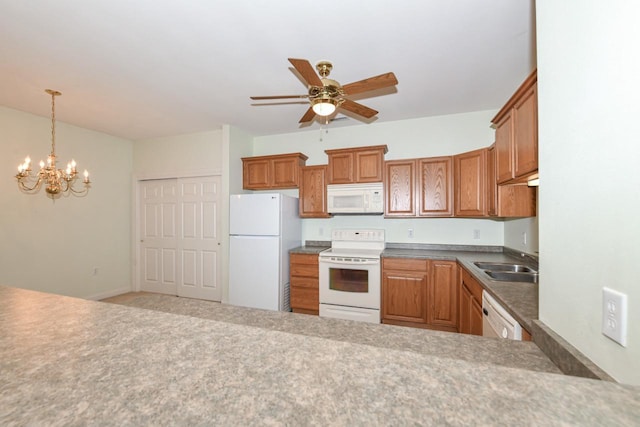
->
[331,229,385,243]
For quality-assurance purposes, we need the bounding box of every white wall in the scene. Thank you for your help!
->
[504,217,538,255]
[133,129,223,176]
[537,1,640,385]
[0,106,133,299]
[254,111,507,246]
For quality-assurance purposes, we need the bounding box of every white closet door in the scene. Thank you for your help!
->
[139,179,179,295]
[138,175,221,301]
[177,176,221,301]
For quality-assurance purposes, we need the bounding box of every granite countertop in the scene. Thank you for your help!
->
[290,244,330,255]
[2,286,639,425]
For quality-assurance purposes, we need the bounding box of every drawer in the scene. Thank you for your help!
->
[382,257,428,272]
[290,286,319,311]
[291,276,318,289]
[290,264,319,278]
[290,253,319,265]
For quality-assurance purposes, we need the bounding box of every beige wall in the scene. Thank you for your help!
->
[537,0,640,384]
[133,129,223,177]
[0,106,133,299]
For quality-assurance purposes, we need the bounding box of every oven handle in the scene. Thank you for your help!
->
[319,258,380,266]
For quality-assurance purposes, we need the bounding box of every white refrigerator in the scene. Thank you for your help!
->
[228,193,301,311]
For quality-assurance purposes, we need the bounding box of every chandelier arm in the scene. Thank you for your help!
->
[67,180,90,195]
[17,176,44,193]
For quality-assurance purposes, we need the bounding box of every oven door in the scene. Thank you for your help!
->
[318,256,381,310]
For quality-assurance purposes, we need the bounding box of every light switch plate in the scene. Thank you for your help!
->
[602,287,628,347]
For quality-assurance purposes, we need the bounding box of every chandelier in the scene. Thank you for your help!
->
[15,89,90,198]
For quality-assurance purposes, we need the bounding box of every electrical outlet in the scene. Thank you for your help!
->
[408,228,414,238]
[602,287,627,347]
[319,227,324,236]
[522,232,527,245]
[473,229,480,239]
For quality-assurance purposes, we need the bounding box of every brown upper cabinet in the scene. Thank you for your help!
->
[454,148,487,217]
[418,157,454,217]
[487,144,536,217]
[299,165,331,218]
[325,145,388,184]
[242,153,308,190]
[492,70,538,184]
[385,156,453,217]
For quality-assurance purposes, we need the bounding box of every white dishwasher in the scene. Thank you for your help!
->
[482,291,522,340]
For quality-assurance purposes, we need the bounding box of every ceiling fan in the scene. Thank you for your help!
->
[250,58,398,124]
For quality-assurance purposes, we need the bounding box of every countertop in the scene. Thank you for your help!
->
[2,285,639,425]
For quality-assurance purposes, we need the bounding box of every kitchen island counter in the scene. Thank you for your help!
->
[2,285,639,425]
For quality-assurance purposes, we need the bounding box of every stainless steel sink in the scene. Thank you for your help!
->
[473,261,538,283]
[484,270,538,283]
[473,262,537,273]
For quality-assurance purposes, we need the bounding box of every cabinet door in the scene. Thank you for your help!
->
[356,149,384,182]
[327,152,354,184]
[419,156,453,217]
[513,82,538,179]
[382,270,428,324]
[299,165,331,218]
[385,160,416,217]
[272,157,299,188]
[470,297,483,336]
[487,145,498,216]
[459,283,471,334]
[428,260,457,328]
[454,148,487,217]
[495,113,513,184]
[243,158,271,190]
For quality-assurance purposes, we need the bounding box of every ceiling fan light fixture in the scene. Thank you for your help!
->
[312,98,337,116]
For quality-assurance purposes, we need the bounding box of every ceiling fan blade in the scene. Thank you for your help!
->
[299,107,316,123]
[250,95,309,100]
[342,72,398,96]
[339,99,378,118]
[288,58,323,88]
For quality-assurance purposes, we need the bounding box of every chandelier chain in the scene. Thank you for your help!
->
[50,90,56,157]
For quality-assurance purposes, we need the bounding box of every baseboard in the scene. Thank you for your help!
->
[85,287,132,301]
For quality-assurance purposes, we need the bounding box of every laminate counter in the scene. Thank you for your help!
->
[2,285,639,425]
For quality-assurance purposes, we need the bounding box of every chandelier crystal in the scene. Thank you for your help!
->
[15,89,90,198]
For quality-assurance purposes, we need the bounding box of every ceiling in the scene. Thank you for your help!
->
[0,1,535,141]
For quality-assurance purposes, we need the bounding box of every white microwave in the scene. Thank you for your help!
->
[326,182,384,214]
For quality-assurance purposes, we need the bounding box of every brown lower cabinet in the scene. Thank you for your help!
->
[382,258,457,332]
[290,253,319,315]
[458,266,483,336]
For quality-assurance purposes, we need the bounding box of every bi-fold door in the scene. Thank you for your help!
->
[138,176,221,301]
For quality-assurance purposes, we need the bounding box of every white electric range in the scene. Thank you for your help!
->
[318,229,385,323]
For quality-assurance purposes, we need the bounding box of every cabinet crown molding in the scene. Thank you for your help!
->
[491,69,537,124]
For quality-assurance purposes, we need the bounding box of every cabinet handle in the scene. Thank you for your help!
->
[483,308,488,316]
